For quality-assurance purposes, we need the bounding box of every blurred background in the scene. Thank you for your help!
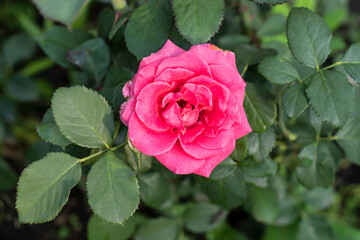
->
[1,0,360,239]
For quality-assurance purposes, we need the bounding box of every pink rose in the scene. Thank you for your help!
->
[120,40,251,177]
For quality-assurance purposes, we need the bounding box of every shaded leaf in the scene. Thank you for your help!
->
[296,216,337,240]
[248,127,276,160]
[240,158,277,178]
[231,137,248,162]
[282,81,309,118]
[258,56,299,84]
[249,0,290,6]
[5,75,39,102]
[0,158,17,192]
[134,217,179,240]
[342,43,360,83]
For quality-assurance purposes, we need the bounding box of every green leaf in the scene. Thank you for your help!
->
[40,26,92,68]
[87,215,137,240]
[3,33,37,67]
[286,8,332,69]
[5,75,39,102]
[52,86,115,148]
[306,71,354,126]
[87,152,139,224]
[244,83,277,132]
[247,127,276,160]
[32,0,88,27]
[335,90,360,165]
[134,217,179,240]
[67,38,110,82]
[296,143,335,189]
[258,56,299,84]
[198,167,246,210]
[16,152,81,223]
[173,0,224,45]
[138,172,172,209]
[263,223,298,240]
[0,158,17,192]
[249,0,290,6]
[240,158,277,178]
[206,223,249,240]
[236,45,277,66]
[230,137,248,162]
[257,14,286,37]
[37,109,71,149]
[184,202,227,233]
[125,0,172,59]
[342,43,360,83]
[332,221,360,240]
[282,82,309,118]
[296,216,337,240]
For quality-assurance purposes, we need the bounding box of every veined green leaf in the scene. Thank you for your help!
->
[258,56,299,84]
[249,0,290,6]
[282,81,309,118]
[248,127,276,160]
[342,43,360,83]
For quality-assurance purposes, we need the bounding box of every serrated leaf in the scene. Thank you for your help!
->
[296,216,337,240]
[52,86,115,148]
[198,167,246,210]
[248,127,276,160]
[134,217,179,240]
[0,158,17,192]
[37,109,71,149]
[342,43,360,83]
[286,8,332,69]
[335,90,360,165]
[306,71,354,127]
[244,83,277,132]
[101,66,132,104]
[184,202,227,233]
[67,38,110,82]
[231,137,248,162]
[258,56,299,84]
[39,26,92,68]
[240,158,277,178]
[87,152,139,224]
[87,215,137,240]
[236,45,277,66]
[138,172,172,209]
[296,143,335,189]
[32,0,88,27]
[173,0,224,45]
[249,0,290,6]
[16,152,81,223]
[125,0,172,59]
[282,81,309,118]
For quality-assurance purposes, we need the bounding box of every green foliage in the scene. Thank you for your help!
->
[134,217,179,240]
[87,152,139,224]
[125,0,172,59]
[173,0,224,45]
[258,56,299,84]
[342,43,360,83]
[247,127,276,160]
[51,86,115,148]
[16,153,81,223]
[249,0,290,5]
[282,82,309,118]
[0,158,17,192]
[296,216,337,240]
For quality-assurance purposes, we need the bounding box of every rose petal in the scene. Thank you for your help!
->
[155,141,205,175]
[162,92,183,108]
[181,105,199,127]
[196,129,234,150]
[128,114,178,155]
[180,123,205,144]
[133,62,158,96]
[181,83,213,109]
[120,96,136,126]
[233,107,252,139]
[161,102,183,129]
[155,52,212,78]
[193,137,235,177]
[135,82,172,132]
[154,68,194,83]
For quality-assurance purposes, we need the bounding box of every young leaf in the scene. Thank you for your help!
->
[37,109,71,149]
[249,0,290,6]
[67,38,110,82]
[231,137,248,162]
[16,152,81,223]
[258,56,299,84]
[32,0,88,27]
[52,86,115,148]
[335,90,360,165]
[87,215,137,240]
[198,167,246,210]
[248,127,276,161]
[282,81,309,119]
[39,26,92,68]
[286,8,332,69]
[87,152,139,224]
[296,143,335,189]
[124,0,172,59]
[184,202,227,233]
[173,0,224,45]
[296,216,337,240]
[342,43,360,83]
[243,83,277,132]
[306,71,354,126]
[134,217,179,240]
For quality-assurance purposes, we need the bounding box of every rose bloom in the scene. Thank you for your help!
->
[120,40,251,177]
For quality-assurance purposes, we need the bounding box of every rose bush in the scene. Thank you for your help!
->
[120,40,251,177]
